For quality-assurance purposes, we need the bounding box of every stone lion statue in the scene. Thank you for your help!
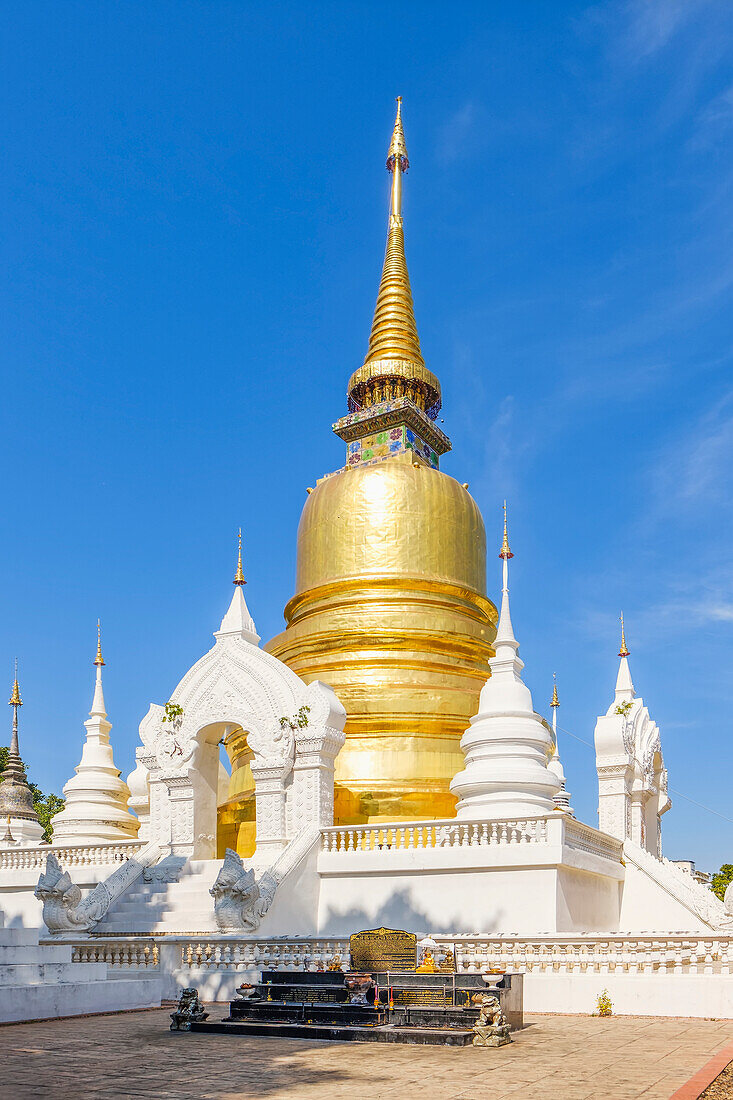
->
[472,993,512,1047]
[170,988,208,1031]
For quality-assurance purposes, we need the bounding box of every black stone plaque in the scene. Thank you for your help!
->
[282,989,334,1003]
[392,989,451,1007]
[349,927,417,972]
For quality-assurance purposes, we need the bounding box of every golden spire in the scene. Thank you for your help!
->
[95,620,105,666]
[347,98,441,417]
[499,500,513,560]
[387,96,408,167]
[234,528,246,586]
[551,674,559,708]
[8,660,21,708]
[618,612,630,658]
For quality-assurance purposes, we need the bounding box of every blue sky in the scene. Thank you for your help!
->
[1,1,731,868]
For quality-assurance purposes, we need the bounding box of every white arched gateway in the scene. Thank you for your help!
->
[128,584,346,860]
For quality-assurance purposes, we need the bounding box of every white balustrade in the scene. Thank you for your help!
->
[72,939,159,969]
[320,817,550,854]
[563,818,624,862]
[433,934,733,975]
[0,840,145,873]
[60,932,733,979]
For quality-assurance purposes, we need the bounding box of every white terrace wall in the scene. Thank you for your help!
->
[316,815,624,936]
[66,933,733,1018]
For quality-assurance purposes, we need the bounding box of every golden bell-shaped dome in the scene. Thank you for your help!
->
[267,455,494,822]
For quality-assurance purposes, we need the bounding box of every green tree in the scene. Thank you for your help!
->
[0,745,65,843]
[711,864,733,903]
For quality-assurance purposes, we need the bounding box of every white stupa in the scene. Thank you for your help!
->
[450,504,560,819]
[51,623,140,845]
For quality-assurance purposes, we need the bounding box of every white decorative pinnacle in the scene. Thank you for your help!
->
[492,538,523,680]
[548,675,574,816]
[216,533,261,643]
[216,585,261,645]
[90,659,106,718]
[615,615,635,702]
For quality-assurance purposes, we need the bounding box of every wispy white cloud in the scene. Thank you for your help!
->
[436,102,482,166]
[691,83,733,150]
[650,390,733,514]
[623,0,707,61]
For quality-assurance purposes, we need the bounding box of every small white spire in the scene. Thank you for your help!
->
[215,533,260,643]
[90,621,107,718]
[614,613,635,701]
[550,673,559,744]
[548,674,574,816]
[493,501,523,678]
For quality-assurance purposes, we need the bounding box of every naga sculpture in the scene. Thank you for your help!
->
[35,854,108,933]
[35,841,161,934]
[210,849,262,932]
[209,826,320,932]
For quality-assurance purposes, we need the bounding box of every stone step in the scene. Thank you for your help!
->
[0,977,163,1024]
[191,1019,474,1046]
[0,961,107,985]
[0,943,72,963]
[98,919,217,934]
[0,928,44,947]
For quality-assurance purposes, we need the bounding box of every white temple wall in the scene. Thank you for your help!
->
[0,885,44,928]
[556,867,621,932]
[522,973,733,1019]
[317,868,564,936]
[619,861,712,934]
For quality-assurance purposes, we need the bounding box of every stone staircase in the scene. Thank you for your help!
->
[94,859,222,934]
[623,840,729,930]
[0,916,162,1023]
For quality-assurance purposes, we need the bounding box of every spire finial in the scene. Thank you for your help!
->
[551,673,559,708]
[619,612,630,658]
[94,620,105,667]
[387,96,408,173]
[234,527,246,586]
[8,659,21,708]
[499,500,513,560]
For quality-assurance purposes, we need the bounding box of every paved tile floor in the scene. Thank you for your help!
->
[2,1008,732,1100]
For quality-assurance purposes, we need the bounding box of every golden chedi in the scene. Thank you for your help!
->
[265,99,497,824]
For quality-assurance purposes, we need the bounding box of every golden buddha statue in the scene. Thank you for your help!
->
[262,99,496,826]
